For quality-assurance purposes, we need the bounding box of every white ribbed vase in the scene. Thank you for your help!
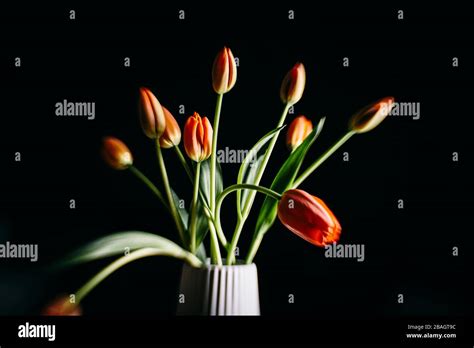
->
[177,260,260,316]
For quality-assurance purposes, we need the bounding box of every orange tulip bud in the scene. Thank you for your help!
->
[42,295,82,316]
[138,87,166,139]
[349,97,395,134]
[286,115,313,151]
[183,112,213,162]
[278,189,341,247]
[212,47,237,94]
[159,106,182,148]
[101,136,133,170]
[280,63,306,106]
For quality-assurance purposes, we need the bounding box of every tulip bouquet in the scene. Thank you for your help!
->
[44,47,394,315]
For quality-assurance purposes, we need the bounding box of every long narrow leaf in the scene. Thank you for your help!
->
[237,126,285,215]
[253,118,325,238]
[58,231,189,268]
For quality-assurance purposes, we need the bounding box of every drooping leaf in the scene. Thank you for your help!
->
[237,126,285,215]
[253,118,326,238]
[57,231,199,268]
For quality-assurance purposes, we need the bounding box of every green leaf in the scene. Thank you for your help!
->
[253,118,326,238]
[195,242,207,262]
[57,231,200,268]
[194,199,210,247]
[199,158,223,206]
[171,188,189,230]
[237,126,286,215]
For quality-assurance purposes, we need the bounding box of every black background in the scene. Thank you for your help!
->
[0,1,472,344]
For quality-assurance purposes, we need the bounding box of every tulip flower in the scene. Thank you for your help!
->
[101,136,133,170]
[212,47,237,94]
[138,87,166,139]
[42,295,82,316]
[280,63,306,106]
[184,112,213,162]
[287,115,313,151]
[159,106,182,148]
[277,189,341,247]
[349,97,395,133]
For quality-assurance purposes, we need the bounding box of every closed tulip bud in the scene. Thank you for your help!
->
[278,189,341,247]
[287,115,313,150]
[138,87,166,139]
[212,47,237,94]
[101,136,133,170]
[159,106,182,148]
[184,112,213,162]
[280,62,306,106]
[42,295,82,316]
[349,97,395,133]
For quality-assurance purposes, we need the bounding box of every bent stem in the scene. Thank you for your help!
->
[155,139,186,245]
[129,166,167,209]
[228,103,290,263]
[74,248,202,304]
[189,162,201,253]
[292,130,355,188]
[215,183,282,265]
[174,146,228,248]
[244,131,356,265]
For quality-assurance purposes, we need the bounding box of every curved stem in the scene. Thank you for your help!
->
[155,139,186,245]
[228,104,290,263]
[214,183,282,265]
[189,162,201,253]
[292,130,355,188]
[129,166,167,209]
[174,146,193,181]
[74,248,202,304]
[174,146,227,248]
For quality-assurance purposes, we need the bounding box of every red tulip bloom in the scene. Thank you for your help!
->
[184,112,213,162]
[278,189,341,247]
[287,115,313,150]
[101,136,133,170]
[42,295,82,316]
[349,97,395,133]
[212,47,237,94]
[159,106,182,148]
[138,87,166,139]
[280,63,306,106]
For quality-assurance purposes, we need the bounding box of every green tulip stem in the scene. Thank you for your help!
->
[292,130,355,189]
[75,248,202,304]
[189,162,201,253]
[215,183,282,265]
[174,146,193,181]
[209,93,224,264]
[129,166,167,209]
[173,145,228,249]
[155,139,186,245]
[228,103,290,264]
